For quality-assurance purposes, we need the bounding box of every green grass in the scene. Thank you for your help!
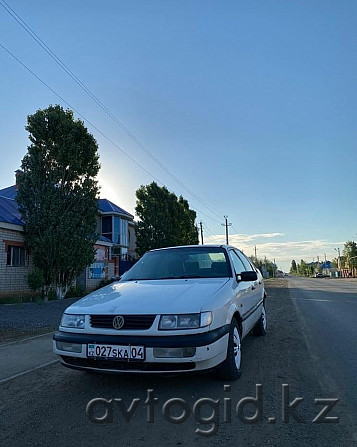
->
[0,289,89,305]
[0,294,43,305]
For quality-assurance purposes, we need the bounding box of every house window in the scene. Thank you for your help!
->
[113,216,120,244]
[120,219,128,246]
[101,216,112,241]
[101,216,129,246]
[7,246,27,266]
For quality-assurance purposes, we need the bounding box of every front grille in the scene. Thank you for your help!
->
[61,356,195,372]
[90,314,156,330]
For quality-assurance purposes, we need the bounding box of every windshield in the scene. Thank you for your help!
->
[121,247,232,281]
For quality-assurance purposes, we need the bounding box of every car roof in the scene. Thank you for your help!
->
[149,244,236,252]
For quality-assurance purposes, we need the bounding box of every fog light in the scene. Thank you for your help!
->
[56,341,82,353]
[153,347,196,358]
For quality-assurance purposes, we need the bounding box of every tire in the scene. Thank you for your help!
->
[217,318,242,380]
[253,302,267,336]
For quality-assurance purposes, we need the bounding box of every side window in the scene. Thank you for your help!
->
[229,250,245,275]
[235,250,253,271]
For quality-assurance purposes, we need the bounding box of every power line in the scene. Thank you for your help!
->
[0,0,223,221]
[0,42,161,184]
[0,41,222,226]
[231,225,240,235]
[191,208,221,225]
[201,221,215,237]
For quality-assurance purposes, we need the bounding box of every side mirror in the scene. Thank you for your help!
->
[238,271,258,282]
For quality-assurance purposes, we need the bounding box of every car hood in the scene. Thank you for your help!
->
[66,278,230,314]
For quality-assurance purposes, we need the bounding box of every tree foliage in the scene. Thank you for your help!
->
[291,242,357,277]
[290,260,297,273]
[294,259,320,276]
[135,182,199,256]
[296,259,313,276]
[343,241,357,268]
[27,267,45,293]
[250,256,277,277]
[16,105,100,299]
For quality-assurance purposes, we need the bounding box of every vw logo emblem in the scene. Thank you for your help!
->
[113,315,125,330]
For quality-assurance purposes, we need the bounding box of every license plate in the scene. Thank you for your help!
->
[87,344,145,360]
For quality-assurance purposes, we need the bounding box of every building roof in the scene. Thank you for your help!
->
[0,185,17,200]
[0,185,133,226]
[97,198,134,219]
[98,235,112,243]
[0,195,24,226]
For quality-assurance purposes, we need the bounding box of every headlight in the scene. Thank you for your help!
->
[61,314,85,329]
[159,312,212,330]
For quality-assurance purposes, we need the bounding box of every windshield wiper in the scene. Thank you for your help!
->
[123,275,213,281]
[155,275,209,280]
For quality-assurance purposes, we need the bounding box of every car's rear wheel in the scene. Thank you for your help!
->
[253,302,267,336]
[217,318,242,380]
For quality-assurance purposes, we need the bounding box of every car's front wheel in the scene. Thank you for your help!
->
[217,318,242,380]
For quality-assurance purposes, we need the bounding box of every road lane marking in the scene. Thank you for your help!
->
[0,359,59,385]
[0,332,54,347]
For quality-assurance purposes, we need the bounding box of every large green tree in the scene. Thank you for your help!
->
[135,182,199,255]
[16,105,100,299]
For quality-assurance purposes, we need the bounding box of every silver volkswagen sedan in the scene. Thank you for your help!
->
[53,245,267,379]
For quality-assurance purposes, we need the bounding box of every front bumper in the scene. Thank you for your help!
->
[53,325,229,374]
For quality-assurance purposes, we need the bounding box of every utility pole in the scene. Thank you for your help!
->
[324,253,327,274]
[199,221,204,245]
[334,247,341,271]
[264,256,267,278]
[221,215,232,245]
[254,245,257,259]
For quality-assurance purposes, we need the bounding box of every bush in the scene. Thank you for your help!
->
[27,268,45,292]
[47,288,57,301]
[65,285,85,298]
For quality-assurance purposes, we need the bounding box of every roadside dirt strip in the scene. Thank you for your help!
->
[0,333,58,384]
[1,279,356,447]
[0,297,78,342]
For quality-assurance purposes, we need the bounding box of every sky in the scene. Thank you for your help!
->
[0,0,356,272]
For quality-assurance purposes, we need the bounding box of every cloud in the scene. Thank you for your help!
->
[206,232,285,244]
[204,233,344,271]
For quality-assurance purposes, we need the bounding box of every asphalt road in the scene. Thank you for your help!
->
[288,275,357,429]
[1,279,356,447]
